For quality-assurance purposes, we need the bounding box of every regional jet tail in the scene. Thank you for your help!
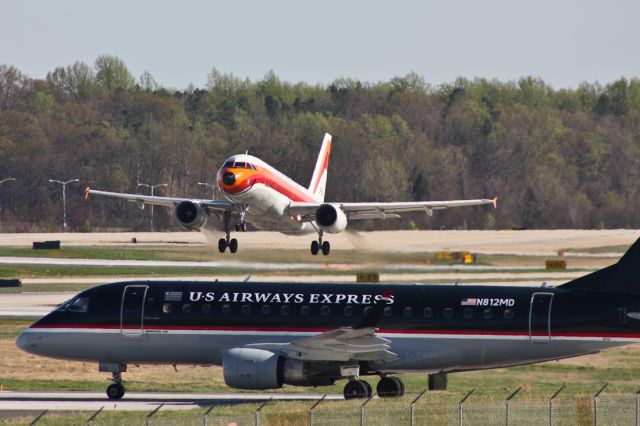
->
[16,236,640,400]
[85,133,496,255]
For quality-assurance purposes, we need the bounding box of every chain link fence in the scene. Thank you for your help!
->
[18,388,640,426]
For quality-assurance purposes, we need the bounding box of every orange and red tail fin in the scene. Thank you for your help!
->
[308,133,332,202]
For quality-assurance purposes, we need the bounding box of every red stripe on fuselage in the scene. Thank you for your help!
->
[219,165,317,202]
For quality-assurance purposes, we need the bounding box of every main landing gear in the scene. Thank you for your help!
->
[344,379,372,399]
[218,210,247,254]
[343,376,405,399]
[310,230,330,256]
[376,376,405,398]
[218,236,238,254]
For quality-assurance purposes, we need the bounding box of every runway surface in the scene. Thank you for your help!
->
[0,229,637,255]
[0,390,342,412]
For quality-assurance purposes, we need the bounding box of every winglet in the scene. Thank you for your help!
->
[83,187,91,201]
[492,196,498,209]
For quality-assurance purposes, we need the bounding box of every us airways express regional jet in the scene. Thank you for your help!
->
[16,236,640,400]
[85,133,496,255]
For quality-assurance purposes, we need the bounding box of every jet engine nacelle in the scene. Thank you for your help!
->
[315,203,348,234]
[175,201,208,231]
[222,348,330,390]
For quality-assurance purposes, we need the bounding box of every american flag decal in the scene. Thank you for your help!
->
[461,298,477,306]
[164,291,183,302]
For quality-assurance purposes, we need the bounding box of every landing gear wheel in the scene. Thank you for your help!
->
[235,223,241,232]
[363,380,372,397]
[229,238,238,253]
[344,380,371,400]
[241,222,247,232]
[310,240,319,255]
[321,241,330,256]
[218,238,227,253]
[391,376,405,396]
[106,383,125,400]
[376,376,404,398]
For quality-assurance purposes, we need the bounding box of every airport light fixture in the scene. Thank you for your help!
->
[48,178,80,232]
[137,182,168,232]
[197,181,218,198]
[0,177,16,232]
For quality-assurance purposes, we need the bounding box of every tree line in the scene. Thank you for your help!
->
[1,55,640,232]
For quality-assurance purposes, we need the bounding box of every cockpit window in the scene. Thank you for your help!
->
[57,297,89,313]
[224,161,256,170]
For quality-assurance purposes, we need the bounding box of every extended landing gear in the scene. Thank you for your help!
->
[106,380,125,400]
[218,237,238,253]
[218,211,239,254]
[310,230,330,256]
[376,376,405,398]
[344,379,372,400]
[342,376,405,399]
[100,363,127,400]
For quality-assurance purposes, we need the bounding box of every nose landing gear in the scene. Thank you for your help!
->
[100,362,127,400]
[106,379,125,400]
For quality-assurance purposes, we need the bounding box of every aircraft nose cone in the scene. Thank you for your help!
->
[15,331,30,352]
[15,329,41,355]
[223,172,236,186]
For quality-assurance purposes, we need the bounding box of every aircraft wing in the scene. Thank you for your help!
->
[247,293,397,362]
[288,197,497,221]
[246,327,397,362]
[84,188,234,213]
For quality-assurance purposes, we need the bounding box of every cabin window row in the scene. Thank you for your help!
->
[161,303,515,320]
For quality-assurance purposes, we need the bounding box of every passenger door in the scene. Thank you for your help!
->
[529,292,554,342]
[121,285,148,336]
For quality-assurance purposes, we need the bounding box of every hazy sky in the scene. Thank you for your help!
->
[2,0,639,90]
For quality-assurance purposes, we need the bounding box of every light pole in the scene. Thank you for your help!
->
[137,182,168,232]
[0,178,16,232]
[48,178,79,232]
[197,181,218,199]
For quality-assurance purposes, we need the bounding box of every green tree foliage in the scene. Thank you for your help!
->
[94,55,134,95]
[1,57,640,231]
[47,61,95,100]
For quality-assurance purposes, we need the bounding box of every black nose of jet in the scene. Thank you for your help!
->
[223,172,236,186]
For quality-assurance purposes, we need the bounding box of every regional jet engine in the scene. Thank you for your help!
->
[175,201,208,231]
[222,348,333,390]
[315,203,348,233]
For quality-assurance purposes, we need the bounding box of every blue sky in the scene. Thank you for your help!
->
[2,0,639,89]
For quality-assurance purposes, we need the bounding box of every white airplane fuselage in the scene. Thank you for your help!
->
[216,154,317,235]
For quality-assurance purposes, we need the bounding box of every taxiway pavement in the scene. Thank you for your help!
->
[0,390,342,412]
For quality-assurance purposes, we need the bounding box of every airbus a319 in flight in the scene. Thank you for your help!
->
[85,133,496,255]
